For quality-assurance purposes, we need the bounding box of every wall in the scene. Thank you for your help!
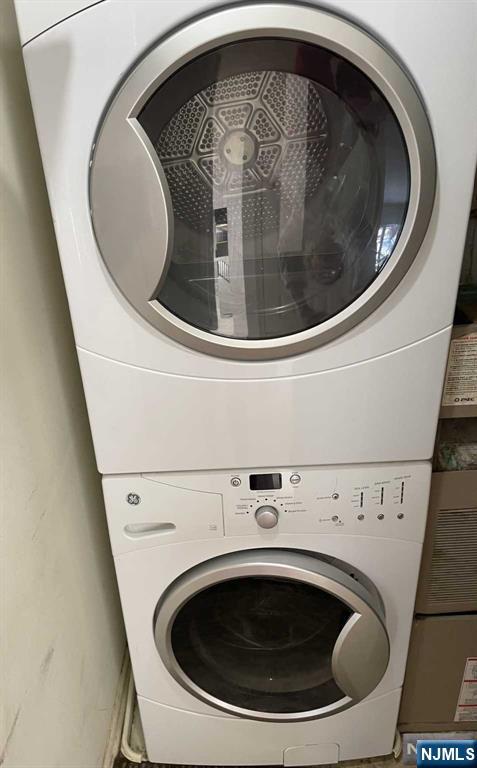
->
[0,2,126,765]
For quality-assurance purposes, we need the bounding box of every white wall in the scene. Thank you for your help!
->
[0,2,126,765]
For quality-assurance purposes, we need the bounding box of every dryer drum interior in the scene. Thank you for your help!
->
[138,39,410,341]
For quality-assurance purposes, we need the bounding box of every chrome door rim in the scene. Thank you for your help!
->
[153,550,390,721]
[90,3,436,360]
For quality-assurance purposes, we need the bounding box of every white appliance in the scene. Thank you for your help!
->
[15,0,477,474]
[102,461,431,764]
[15,0,477,764]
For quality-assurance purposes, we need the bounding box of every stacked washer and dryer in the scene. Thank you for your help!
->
[15,1,477,764]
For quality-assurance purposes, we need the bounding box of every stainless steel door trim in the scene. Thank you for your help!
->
[332,607,390,700]
[90,116,173,306]
[153,549,390,721]
[90,3,436,360]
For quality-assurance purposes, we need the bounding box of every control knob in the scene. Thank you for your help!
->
[255,505,279,529]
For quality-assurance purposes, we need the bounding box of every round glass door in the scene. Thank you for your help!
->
[90,4,436,359]
[139,39,410,342]
[171,576,351,713]
[154,550,390,720]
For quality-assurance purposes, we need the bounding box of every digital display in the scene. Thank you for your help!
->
[249,473,282,491]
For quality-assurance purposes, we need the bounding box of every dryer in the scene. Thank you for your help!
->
[102,461,431,764]
[15,0,477,474]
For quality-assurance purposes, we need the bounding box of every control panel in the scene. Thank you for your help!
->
[137,461,432,544]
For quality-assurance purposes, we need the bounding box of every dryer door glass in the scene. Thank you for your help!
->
[169,575,351,714]
[138,38,410,341]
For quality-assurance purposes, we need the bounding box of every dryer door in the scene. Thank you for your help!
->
[90,4,435,360]
[154,549,390,720]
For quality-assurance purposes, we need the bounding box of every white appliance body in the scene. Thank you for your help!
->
[103,461,431,764]
[14,0,477,475]
[15,1,476,763]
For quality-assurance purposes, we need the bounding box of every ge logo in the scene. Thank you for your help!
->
[127,493,141,506]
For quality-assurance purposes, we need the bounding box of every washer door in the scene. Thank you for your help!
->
[154,550,390,720]
[90,4,435,360]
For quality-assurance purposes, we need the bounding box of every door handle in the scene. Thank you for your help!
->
[124,522,176,538]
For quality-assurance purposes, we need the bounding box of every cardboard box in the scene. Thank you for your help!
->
[399,614,477,731]
[440,323,477,418]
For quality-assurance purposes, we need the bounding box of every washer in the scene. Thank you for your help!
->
[102,461,431,764]
[15,0,477,474]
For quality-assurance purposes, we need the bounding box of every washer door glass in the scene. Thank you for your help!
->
[154,550,390,719]
[138,38,410,341]
[170,575,351,713]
